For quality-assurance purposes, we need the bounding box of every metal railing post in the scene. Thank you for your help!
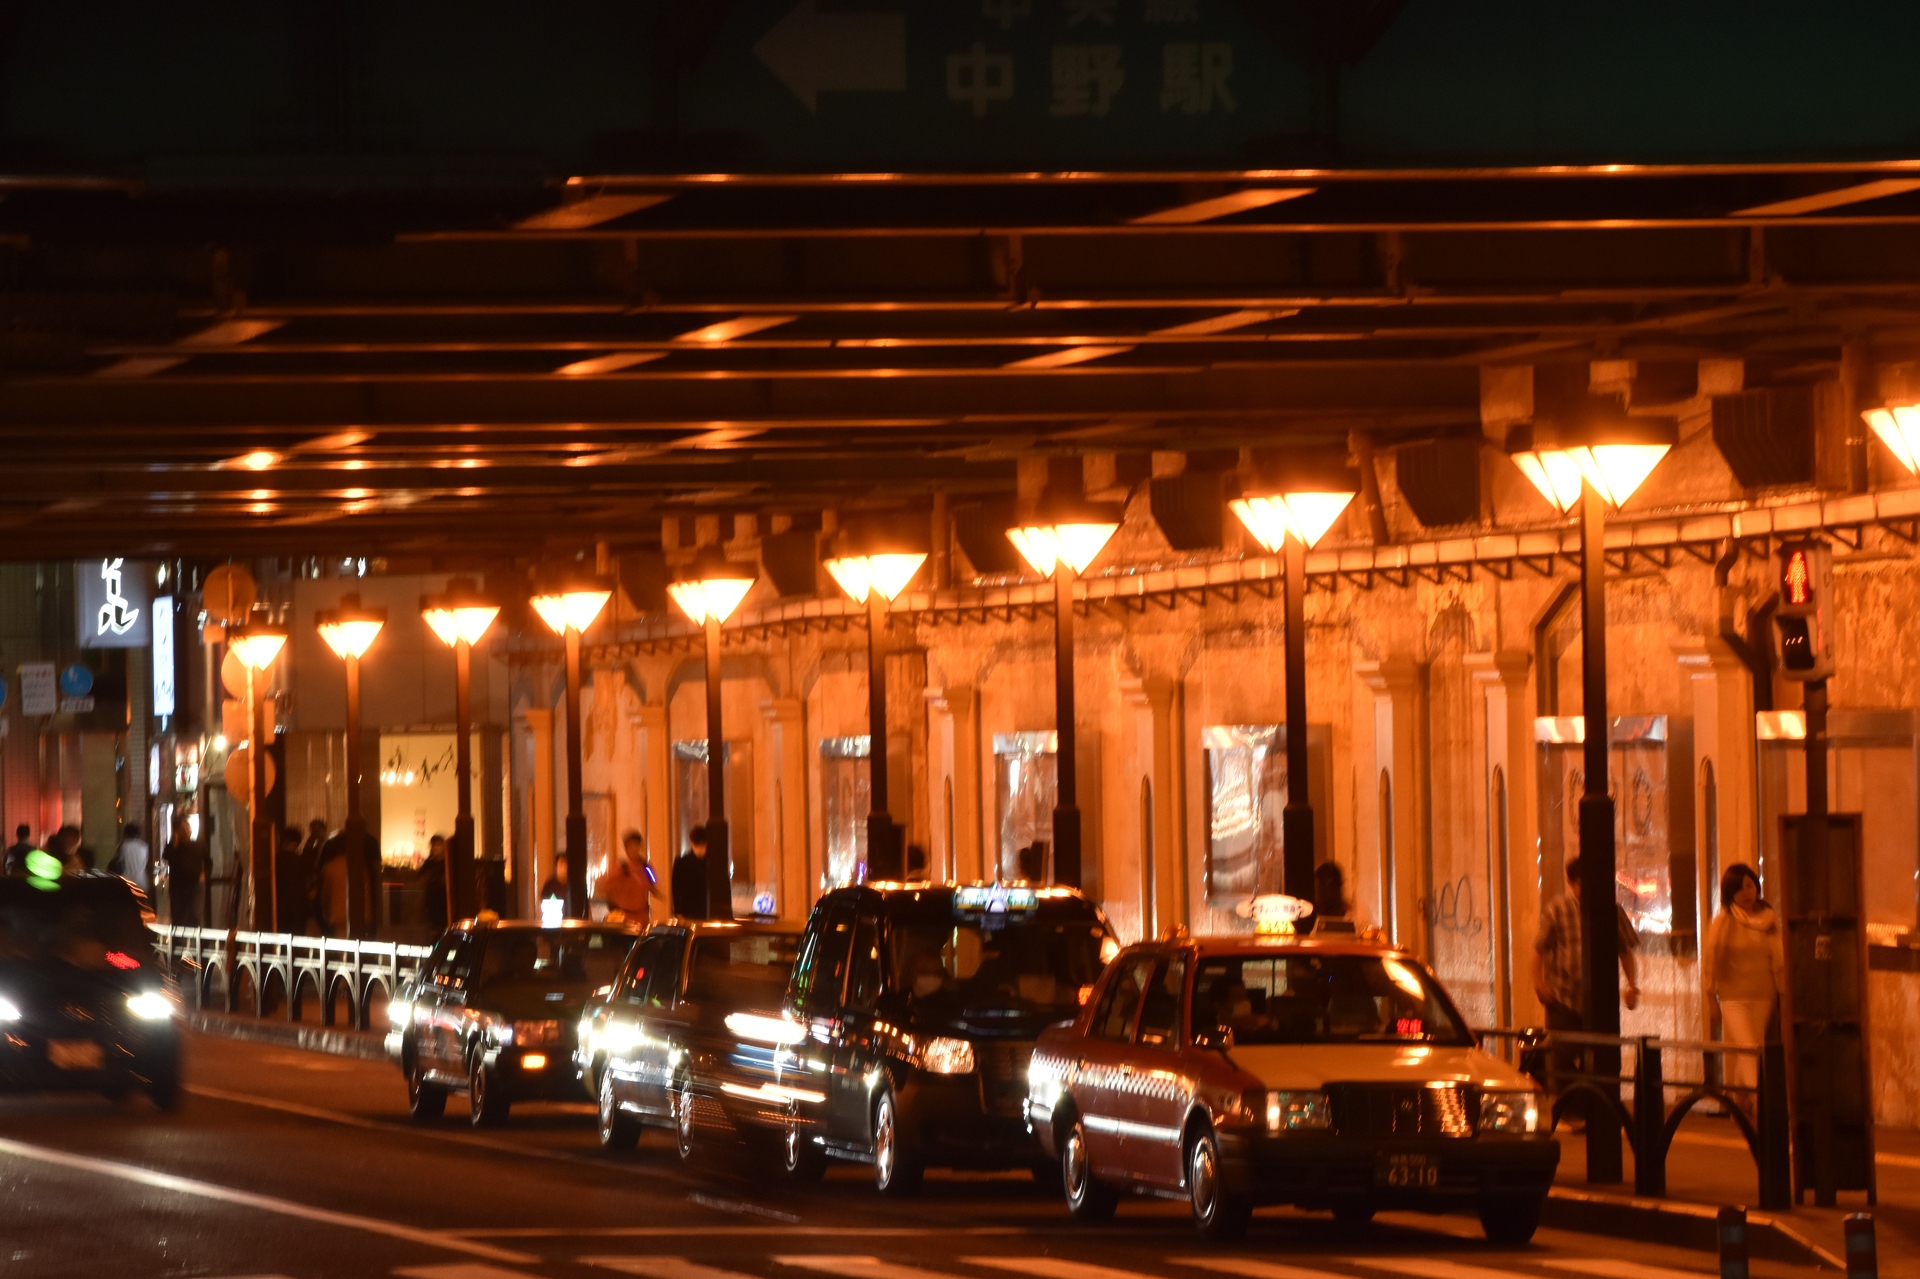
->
[1718,1206,1749,1279]
[1845,1213,1878,1279]
[1759,1040,1793,1210]
[1635,1035,1666,1197]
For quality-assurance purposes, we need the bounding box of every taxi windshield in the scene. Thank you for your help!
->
[0,879,154,971]
[686,931,802,1004]
[473,929,629,994]
[1191,952,1470,1046]
[886,895,1108,1017]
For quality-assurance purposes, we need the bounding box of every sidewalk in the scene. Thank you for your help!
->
[182,1009,389,1063]
[1555,1112,1917,1276]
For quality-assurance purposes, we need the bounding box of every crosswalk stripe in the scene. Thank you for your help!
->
[1173,1260,1357,1279]
[1349,1261,1529,1279]
[779,1255,967,1279]
[394,1268,534,1279]
[583,1259,760,1279]
[964,1258,1156,1279]
[1543,1262,1711,1279]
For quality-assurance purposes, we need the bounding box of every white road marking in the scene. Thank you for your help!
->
[395,1268,536,1279]
[1174,1260,1356,1279]
[964,1258,1153,1279]
[0,1135,535,1265]
[689,1190,802,1222]
[456,1227,1027,1239]
[584,1259,760,1279]
[1543,1261,1711,1279]
[779,1254,965,1279]
[1349,1261,1529,1279]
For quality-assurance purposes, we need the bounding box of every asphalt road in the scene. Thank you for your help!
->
[0,1031,1825,1279]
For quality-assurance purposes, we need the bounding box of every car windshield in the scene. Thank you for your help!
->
[1191,952,1471,1046]
[0,880,155,971]
[685,931,802,1005]
[474,929,629,993]
[886,894,1109,1018]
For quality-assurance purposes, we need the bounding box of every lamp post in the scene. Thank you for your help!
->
[315,596,386,937]
[530,575,612,920]
[423,578,500,923]
[1006,488,1121,889]
[229,622,288,931]
[1508,405,1674,1184]
[1229,464,1359,903]
[823,524,928,883]
[667,548,757,920]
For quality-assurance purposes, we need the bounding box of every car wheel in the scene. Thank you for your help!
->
[673,1075,698,1163]
[872,1090,922,1196]
[1060,1115,1118,1222]
[144,1062,180,1112]
[1479,1194,1544,1245]
[784,1123,827,1181]
[598,1068,640,1151]
[406,1058,446,1122]
[469,1060,510,1128]
[1185,1125,1250,1240]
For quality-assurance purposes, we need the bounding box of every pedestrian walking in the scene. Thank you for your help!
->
[1703,862,1786,1099]
[1531,854,1641,1126]
[671,826,709,919]
[3,824,35,876]
[596,830,662,927]
[164,818,207,927]
[418,834,449,931]
[109,822,153,895]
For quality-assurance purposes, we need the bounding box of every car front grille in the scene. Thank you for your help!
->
[1326,1082,1479,1139]
[978,1040,1034,1118]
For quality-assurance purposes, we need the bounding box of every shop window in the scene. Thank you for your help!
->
[820,736,870,889]
[1201,725,1287,905]
[993,732,1057,882]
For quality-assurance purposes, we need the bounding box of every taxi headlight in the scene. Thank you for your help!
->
[0,995,21,1022]
[387,999,412,1028]
[919,1036,975,1075]
[126,991,173,1022]
[1480,1089,1542,1135]
[1266,1089,1332,1133]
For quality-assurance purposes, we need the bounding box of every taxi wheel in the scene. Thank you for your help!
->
[872,1091,923,1196]
[406,1059,447,1122]
[784,1124,827,1181]
[1061,1116,1118,1222]
[469,1062,510,1128]
[1478,1195,1544,1245]
[673,1076,698,1163]
[1185,1126,1251,1240]
[598,1069,640,1151]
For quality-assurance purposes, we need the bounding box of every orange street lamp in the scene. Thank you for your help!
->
[669,548,757,920]
[1507,402,1674,1186]
[530,573,611,919]
[823,520,928,882]
[230,621,288,932]
[1230,454,1359,906]
[1006,484,1121,889]
[316,596,386,937]
[422,578,499,924]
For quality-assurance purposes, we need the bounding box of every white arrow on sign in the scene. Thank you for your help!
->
[754,0,906,112]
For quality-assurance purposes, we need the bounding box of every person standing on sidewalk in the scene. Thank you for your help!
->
[596,830,662,928]
[1531,854,1642,1124]
[671,825,709,919]
[1703,862,1786,1099]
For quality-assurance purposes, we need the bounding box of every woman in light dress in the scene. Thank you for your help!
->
[1702,863,1787,1100]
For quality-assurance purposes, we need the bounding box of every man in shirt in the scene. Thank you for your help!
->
[671,825,709,920]
[597,830,663,927]
[3,824,34,876]
[1532,854,1641,1123]
[109,823,152,895]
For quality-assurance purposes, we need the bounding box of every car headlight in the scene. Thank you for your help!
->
[0,995,21,1022]
[918,1036,975,1075]
[126,991,173,1022]
[1266,1090,1332,1133]
[1480,1089,1543,1135]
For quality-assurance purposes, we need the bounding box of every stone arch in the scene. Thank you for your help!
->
[231,964,257,1016]
[326,973,357,1029]
[291,970,324,1023]
[361,977,391,1033]
[260,967,288,1019]
[200,960,226,1011]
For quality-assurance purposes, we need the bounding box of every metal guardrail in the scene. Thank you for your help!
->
[151,925,433,1033]
[1477,1025,1792,1210]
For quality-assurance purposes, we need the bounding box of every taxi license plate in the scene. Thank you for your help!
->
[1375,1152,1439,1189]
[48,1040,104,1070]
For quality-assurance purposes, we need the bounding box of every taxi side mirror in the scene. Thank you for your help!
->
[1192,1026,1233,1052]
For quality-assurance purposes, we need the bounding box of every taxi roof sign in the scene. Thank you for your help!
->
[955,885,1037,913]
[1235,893,1314,935]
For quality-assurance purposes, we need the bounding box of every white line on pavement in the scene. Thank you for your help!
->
[964,1257,1155,1279]
[394,1267,538,1279]
[455,1227,1028,1239]
[583,1259,761,1279]
[778,1254,966,1279]
[0,1135,536,1265]
[1173,1259,1357,1279]
[1543,1261,1711,1279]
[1347,1260,1530,1279]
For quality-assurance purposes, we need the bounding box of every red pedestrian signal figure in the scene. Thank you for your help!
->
[1773,540,1833,681]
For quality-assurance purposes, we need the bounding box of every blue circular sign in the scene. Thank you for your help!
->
[59,664,93,697]
[0,678,8,711]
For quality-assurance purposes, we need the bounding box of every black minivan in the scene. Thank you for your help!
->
[773,883,1115,1194]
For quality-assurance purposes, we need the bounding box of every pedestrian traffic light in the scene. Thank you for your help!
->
[1773,539,1834,682]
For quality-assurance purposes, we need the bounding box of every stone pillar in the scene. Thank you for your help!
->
[1673,634,1758,936]
[635,702,672,868]
[762,698,808,917]
[524,706,555,896]
[1138,676,1186,938]
[1357,658,1427,954]
[926,683,982,884]
[1468,650,1537,1028]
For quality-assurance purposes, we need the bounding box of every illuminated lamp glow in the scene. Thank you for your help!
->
[1576,442,1671,509]
[521,1052,549,1070]
[1006,521,1118,577]
[1864,405,1920,476]
[239,450,278,471]
[229,626,289,671]
[530,588,611,636]
[824,552,926,604]
[316,599,386,660]
[668,553,757,625]
[1510,447,1586,514]
[1508,414,1674,513]
[422,579,500,648]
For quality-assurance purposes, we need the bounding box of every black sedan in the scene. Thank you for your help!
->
[577,918,803,1159]
[0,869,179,1108]
[386,915,638,1126]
